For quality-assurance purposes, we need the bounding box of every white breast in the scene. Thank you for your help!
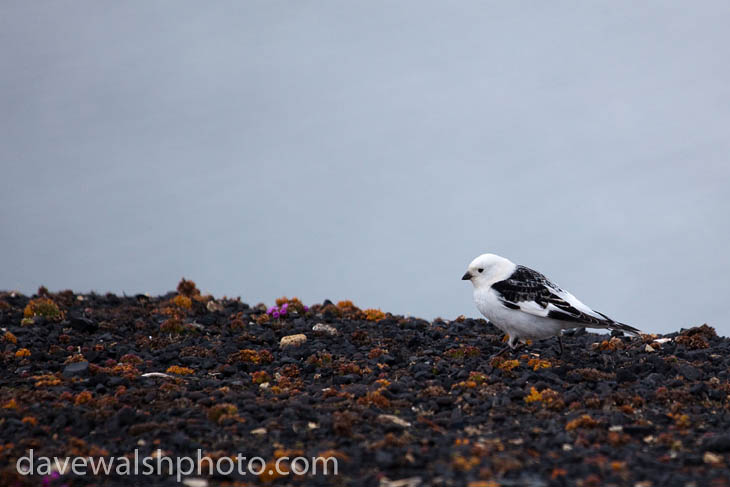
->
[473,287,564,341]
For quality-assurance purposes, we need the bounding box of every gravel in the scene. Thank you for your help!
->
[1,285,729,486]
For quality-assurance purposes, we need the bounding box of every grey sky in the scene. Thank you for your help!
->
[1,1,729,335]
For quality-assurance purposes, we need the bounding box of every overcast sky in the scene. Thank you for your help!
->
[1,1,729,335]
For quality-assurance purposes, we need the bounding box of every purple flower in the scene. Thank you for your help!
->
[42,472,60,487]
[267,306,278,315]
[272,310,280,319]
[280,303,289,315]
[303,305,309,312]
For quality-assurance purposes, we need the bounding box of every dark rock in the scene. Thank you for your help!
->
[68,314,98,333]
[678,364,702,381]
[617,369,636,383]
[704,435,730,452]
[62,361,89,377]
[116,406,137,427]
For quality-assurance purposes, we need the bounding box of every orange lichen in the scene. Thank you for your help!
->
[23,297,63,320]
[306,351,333,368]
[275,296,307,314]
[251,371,271,384]
[585,396,602,409]
[594,337,625,351]
[166,365,194,375]
[446,346,481,359]
[259,460,289,483]
[64,353,86,364]
[21,416,38,426]
[491,358,520,371]
[334,300,365,319]
[540,389,565,410]
[452,453,481,471]
[229,349,274,364]
[368,347,386,359]
[160,316,185,333]
[316,449,351,462]
[453,372,488,389]
[527,358,552,371]
[89,362,140,379]
[171,295,192,309]
[364,308,386,322]
[565,414,601,431]
[550,469,567,480]
[469,371,487,384]
[74,391,94,405]
[334,360,362,375]
[279,364,300,378]
[176,278,200,297]
[675,324,716,350]
[668,412,691,429]
[228,311,245,330]
[3,331,17,344]
[2,398,19,410]
[452,380,478,389]
[524,387,543,403]
[120,354,143,365]
[207,403,239,424]
[357,390,391,408]
[608,430,630,446]
[15,348,31,358]
[33,374,62,387]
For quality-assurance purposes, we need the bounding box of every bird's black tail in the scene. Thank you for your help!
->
[607,321,641,336]
[595,311,641,336]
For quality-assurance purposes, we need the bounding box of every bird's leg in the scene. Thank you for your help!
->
[557,335,564,357]
[489,336,523,361]
[489,344,512,360]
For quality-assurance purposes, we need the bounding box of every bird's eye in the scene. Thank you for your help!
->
[477,268,484,273]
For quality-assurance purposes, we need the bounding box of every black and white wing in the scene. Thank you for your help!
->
[491,265,639,334]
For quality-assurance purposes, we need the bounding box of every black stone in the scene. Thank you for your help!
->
[62,360,89,377]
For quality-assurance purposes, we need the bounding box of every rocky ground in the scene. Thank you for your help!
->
[1,280,729,487]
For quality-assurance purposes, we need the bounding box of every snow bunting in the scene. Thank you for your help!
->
[462,253,640,353]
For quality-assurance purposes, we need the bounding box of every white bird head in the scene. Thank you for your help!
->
[461,253,515,288]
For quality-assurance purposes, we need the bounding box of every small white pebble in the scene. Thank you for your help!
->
[644,344,655,352]
[280,334,307,348]
[377,414,412,428]
[250,427,267,435]
[182,479,208,487]
[312,323,339,335]
[703,451,723,464]
[141,372,174,379]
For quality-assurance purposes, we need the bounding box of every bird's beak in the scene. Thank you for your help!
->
[461,271,472,281]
